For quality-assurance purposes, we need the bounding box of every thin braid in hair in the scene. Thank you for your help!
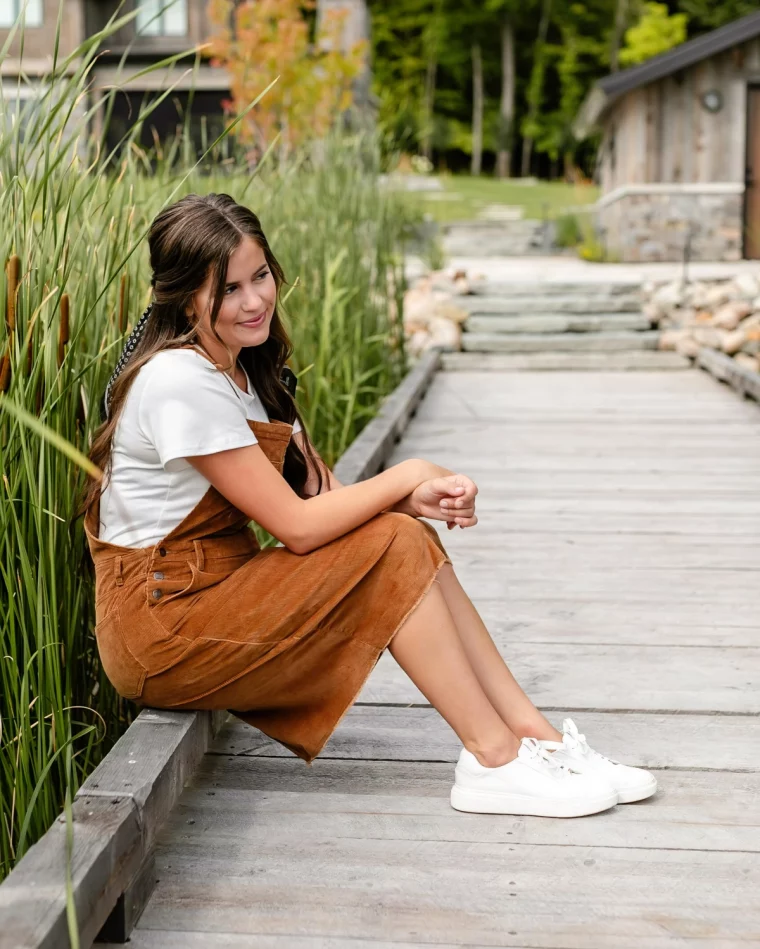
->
[102,300,154,421]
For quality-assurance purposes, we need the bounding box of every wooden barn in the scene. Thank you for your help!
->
[576,11,760,262]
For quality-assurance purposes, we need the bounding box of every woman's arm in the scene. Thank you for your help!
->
[188,443,441,555]
[294,430,424,517]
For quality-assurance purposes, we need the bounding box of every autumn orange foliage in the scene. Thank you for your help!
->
[206,0,367,156]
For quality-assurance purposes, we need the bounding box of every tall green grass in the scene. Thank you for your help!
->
[0,4,415,880]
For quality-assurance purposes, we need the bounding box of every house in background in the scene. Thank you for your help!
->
[576,11,760,262]
[0,0,371,160]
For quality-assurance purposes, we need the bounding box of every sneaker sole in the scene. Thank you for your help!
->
[450,784,618,818]
[616,777,658,804]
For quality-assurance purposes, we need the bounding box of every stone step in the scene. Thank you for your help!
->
[466,281,642,297]
[466,313,651,334]
[441,350,690,371]
[461,331,661,353]
[458,295,642,314]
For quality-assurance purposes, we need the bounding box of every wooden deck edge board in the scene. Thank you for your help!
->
[697,346,760,403]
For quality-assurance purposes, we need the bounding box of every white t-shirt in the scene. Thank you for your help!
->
[99,348,301,548]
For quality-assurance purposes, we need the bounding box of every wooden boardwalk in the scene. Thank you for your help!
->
[108,368,760,949]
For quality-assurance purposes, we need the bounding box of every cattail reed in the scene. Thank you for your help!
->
[0,254,20,393]
[58,293,70,368]
[117,274,128,334]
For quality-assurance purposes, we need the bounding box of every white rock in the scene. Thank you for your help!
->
[672,307,699,326]
[643,302,662,324]
[675,336,700,358]
[406,329,431,357]
[720,328,748,355]
[427,316,461,350]
[734,352,760,373]
[740,313,760,332]
[652,281,682,308]
[684,281,710,309]
[703,282,735,309]
[733,272,760,300]
[692,326,723,348]
[711,300,752,330]
[658,329,690,351]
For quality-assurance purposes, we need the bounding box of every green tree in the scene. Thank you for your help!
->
[619,2,688,67]
[678,0,759,31]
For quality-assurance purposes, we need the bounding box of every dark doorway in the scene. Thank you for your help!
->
[745,85,760,259]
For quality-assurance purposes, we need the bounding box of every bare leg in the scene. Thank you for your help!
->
[435,564,562,742]
[388,577,521,767]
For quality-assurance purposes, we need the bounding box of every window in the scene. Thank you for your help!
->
[0,0,43,28]
[136,0,188,37]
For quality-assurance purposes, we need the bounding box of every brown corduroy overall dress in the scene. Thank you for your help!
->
[85,418,452,763]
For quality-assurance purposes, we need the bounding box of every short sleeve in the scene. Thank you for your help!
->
[138,353,258,470]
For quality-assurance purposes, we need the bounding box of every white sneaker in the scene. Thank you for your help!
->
[450,737,618,818]
[539,719,657,804]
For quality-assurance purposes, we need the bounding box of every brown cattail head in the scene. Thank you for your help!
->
[58,293,70,368]
[118,273,128,333]
[6,254,20,332]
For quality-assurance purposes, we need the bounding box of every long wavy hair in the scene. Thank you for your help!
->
[81,192,325,523]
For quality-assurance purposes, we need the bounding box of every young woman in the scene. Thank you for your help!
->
[82,193,656,819]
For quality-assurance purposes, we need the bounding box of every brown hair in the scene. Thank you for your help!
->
[81,192,325,521]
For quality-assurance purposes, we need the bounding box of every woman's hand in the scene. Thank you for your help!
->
[408,474,478,530]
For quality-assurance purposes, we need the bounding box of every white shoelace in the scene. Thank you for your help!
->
[556,719,621,766]
[521,736,574,774]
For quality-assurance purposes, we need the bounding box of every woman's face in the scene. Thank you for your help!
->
[187,236,277,356]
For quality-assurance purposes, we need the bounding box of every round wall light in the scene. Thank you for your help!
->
[701,89,724,113]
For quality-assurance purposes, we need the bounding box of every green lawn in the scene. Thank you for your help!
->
[402,175,600,223]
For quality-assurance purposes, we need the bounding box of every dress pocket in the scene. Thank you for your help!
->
[94,606,148,700]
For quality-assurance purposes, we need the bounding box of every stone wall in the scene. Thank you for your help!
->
[596,189,743,263]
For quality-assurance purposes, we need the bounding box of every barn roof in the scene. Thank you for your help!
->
[575,10,760,136]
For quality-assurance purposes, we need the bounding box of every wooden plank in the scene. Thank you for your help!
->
[430,535,760,569]
[164,766,760,853]
[102,935,505,949]
[424,512,760,536]
[698,347,760,404]
[391,444,760,472]
[360,644,760,713]
[134,837,760,948]
[0,796,141,949]
[78,710,223,854]
[429,568,760,601]
[441,596,760,629]
[212,707,760,772]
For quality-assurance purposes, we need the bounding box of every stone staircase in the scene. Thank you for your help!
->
[449,279,689,370]
[442,219,553,257]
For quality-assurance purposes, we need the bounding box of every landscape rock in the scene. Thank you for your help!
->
[733,272,760,300]
[720,328,748,355]
[658,329,690,351]
[703,282,735,309]
[712,301,752,330]
[734,352,760,373]
[652,281,682,309]
[642,271,760,372]
[692,326,723,348]
[675,336,700,358]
